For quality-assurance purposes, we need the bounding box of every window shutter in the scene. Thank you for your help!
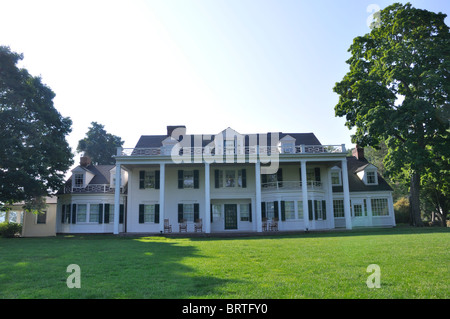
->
[139,204,145,224]
[308,200,313,221]
[210,204,213,223]
[281,201,286,221]
[178,204,184,222]
[119,204,124,224]
[322,200,327,220]
[261,174,267,185]
[314,200,319,220]
[194,203,200,221]
[194,170,199,189]
[98,204,103,224]
[139,170,145,189]
[274,201,279,219]
[61,205,66,223]
[299,167,302,182]
[248,203,252,222]
[72,204,77,224]
[104,204,110,224]
[241,169,247,188]
[155,170,160,189]
[178,170,184,189]
[315,167,321,182]
[261,202,266,219]
[277,168,283,187]
[214,170,220,188]
[155,204,160,224]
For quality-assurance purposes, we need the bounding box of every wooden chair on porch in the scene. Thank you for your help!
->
[262,218,268,232]
[269,218,279,231]
[179,219,187,232]
[164,219,172,233]
[194,219,202,232]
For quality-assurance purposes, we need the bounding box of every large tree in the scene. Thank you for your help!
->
[77,122,124,165]
[0,46,74,210]
[333,3,450,226]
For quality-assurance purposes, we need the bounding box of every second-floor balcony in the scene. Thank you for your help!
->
[119,144,346,157]
[261,180,323,191]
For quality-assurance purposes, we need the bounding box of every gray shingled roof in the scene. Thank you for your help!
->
[333,157,393,193]
[134,131,322,148]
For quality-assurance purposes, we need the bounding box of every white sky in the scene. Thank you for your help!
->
[1,0,449,167]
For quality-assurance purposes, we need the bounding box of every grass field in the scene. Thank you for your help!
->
[0,227,448,299]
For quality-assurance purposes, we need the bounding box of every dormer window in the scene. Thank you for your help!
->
[74,173,84,188]
[279,135,296,154]
[366,171,377,185]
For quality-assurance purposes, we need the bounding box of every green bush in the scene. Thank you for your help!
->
[0,222,22,238]
[394,197,410,224]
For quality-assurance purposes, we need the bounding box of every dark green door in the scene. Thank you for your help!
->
[224,204,238,230]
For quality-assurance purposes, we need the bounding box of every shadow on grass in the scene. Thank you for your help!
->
[0,235,240,298]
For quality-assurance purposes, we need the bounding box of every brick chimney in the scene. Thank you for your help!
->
[80,155,92,167]
[352,145,364,160]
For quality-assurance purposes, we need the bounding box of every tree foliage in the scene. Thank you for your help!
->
[333,3,450,226]
[0,46,73,210]
[77,122,124,165]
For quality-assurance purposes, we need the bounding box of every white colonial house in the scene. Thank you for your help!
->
[56,126,395,235]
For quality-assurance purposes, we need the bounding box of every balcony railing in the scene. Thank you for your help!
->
[62,184,124,194]
[120,144,346,157]
[261,180,322,191]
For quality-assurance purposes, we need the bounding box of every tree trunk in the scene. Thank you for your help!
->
[410,172,423,226]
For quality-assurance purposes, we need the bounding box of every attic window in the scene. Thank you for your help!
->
[366,171,377,185]
[74,173,84,188]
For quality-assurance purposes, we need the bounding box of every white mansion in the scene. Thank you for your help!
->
[56,126,396,235]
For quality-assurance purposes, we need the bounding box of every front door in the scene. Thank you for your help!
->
[224,204,238,230]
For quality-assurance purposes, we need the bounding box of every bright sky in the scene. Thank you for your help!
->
[1,0,449,162]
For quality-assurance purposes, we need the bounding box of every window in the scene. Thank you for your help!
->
[183,204,194,222]
[225,170,236,187]
[89,204,100,223]
[240,204,250,221]
[297,201,304,219]
[74,174,84,188]
[144,205,156,223]
[225,140,235,154]
[212,204,222,220]
[331,171,341,186]
[266,202,276,219]
[178,170,199,189]
[37,211,47,224]
[77,204,87,223]
[284,201,295,219]
[353,204,363,217]
[315,200,324,220]
[215,169,246,188]
[366,171,377,184]
[139,170,160,189]
[109,204,115,223]
[371,198,389,216]
[280,142,295,153]
[333,200,344,218]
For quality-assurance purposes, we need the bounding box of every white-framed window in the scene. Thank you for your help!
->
[297,201,304,219]
[89,204,100,223]
[183,170,194,189]
[212,204,222,220]
[315,200,324,220]
[331,170,341,186]
[144,204,156,223]
[333,200,345,218]
[266,202,276,219]
[76,204,87,223]
[366,171,377,185]
[284,201,296,219]
[215,169,246,188]
[371,198,389,216]
[183,203,195,222]
[74,173,84,188]
[240,204,250,221]
[225,170,236,187]
[36,211,47,224]
[109,204,115,222]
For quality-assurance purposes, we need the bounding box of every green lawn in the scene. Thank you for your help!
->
[0,227,448,299]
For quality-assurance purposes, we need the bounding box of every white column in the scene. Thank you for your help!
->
[113,163,121,235]
[301,160,309,230]
[204,162,211,233]
[255,161,262,232]
[341,158,352,230]
[327,166,335,229]
[159,163,165,233]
